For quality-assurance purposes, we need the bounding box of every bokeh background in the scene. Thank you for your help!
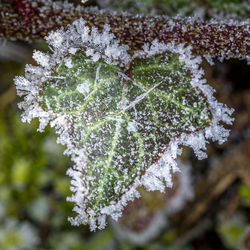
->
[0,0,249,249]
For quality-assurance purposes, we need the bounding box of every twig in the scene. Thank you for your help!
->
[0,0,249,57]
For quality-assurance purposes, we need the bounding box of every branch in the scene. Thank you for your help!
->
[1,0,249,57]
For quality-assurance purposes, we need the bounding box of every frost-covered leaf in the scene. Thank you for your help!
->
[41,49,210,223]
[14,19,234,231]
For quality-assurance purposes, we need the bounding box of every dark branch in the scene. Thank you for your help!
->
[0,0,249,57]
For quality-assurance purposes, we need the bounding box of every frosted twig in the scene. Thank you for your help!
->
[0,0,249,58]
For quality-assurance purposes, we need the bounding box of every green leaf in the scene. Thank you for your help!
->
[41,50,211,220]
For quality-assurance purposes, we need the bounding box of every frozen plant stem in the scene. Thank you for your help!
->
[0,0,249,58]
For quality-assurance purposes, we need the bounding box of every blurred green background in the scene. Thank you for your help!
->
[0,0,249,249]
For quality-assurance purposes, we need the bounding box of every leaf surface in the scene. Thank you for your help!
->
[41,50,211,216]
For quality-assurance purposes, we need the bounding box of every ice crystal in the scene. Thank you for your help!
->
[14,18,234,231]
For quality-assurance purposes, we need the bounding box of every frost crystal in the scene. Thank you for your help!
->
[76,81,90,94]
[14,19,234,231]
